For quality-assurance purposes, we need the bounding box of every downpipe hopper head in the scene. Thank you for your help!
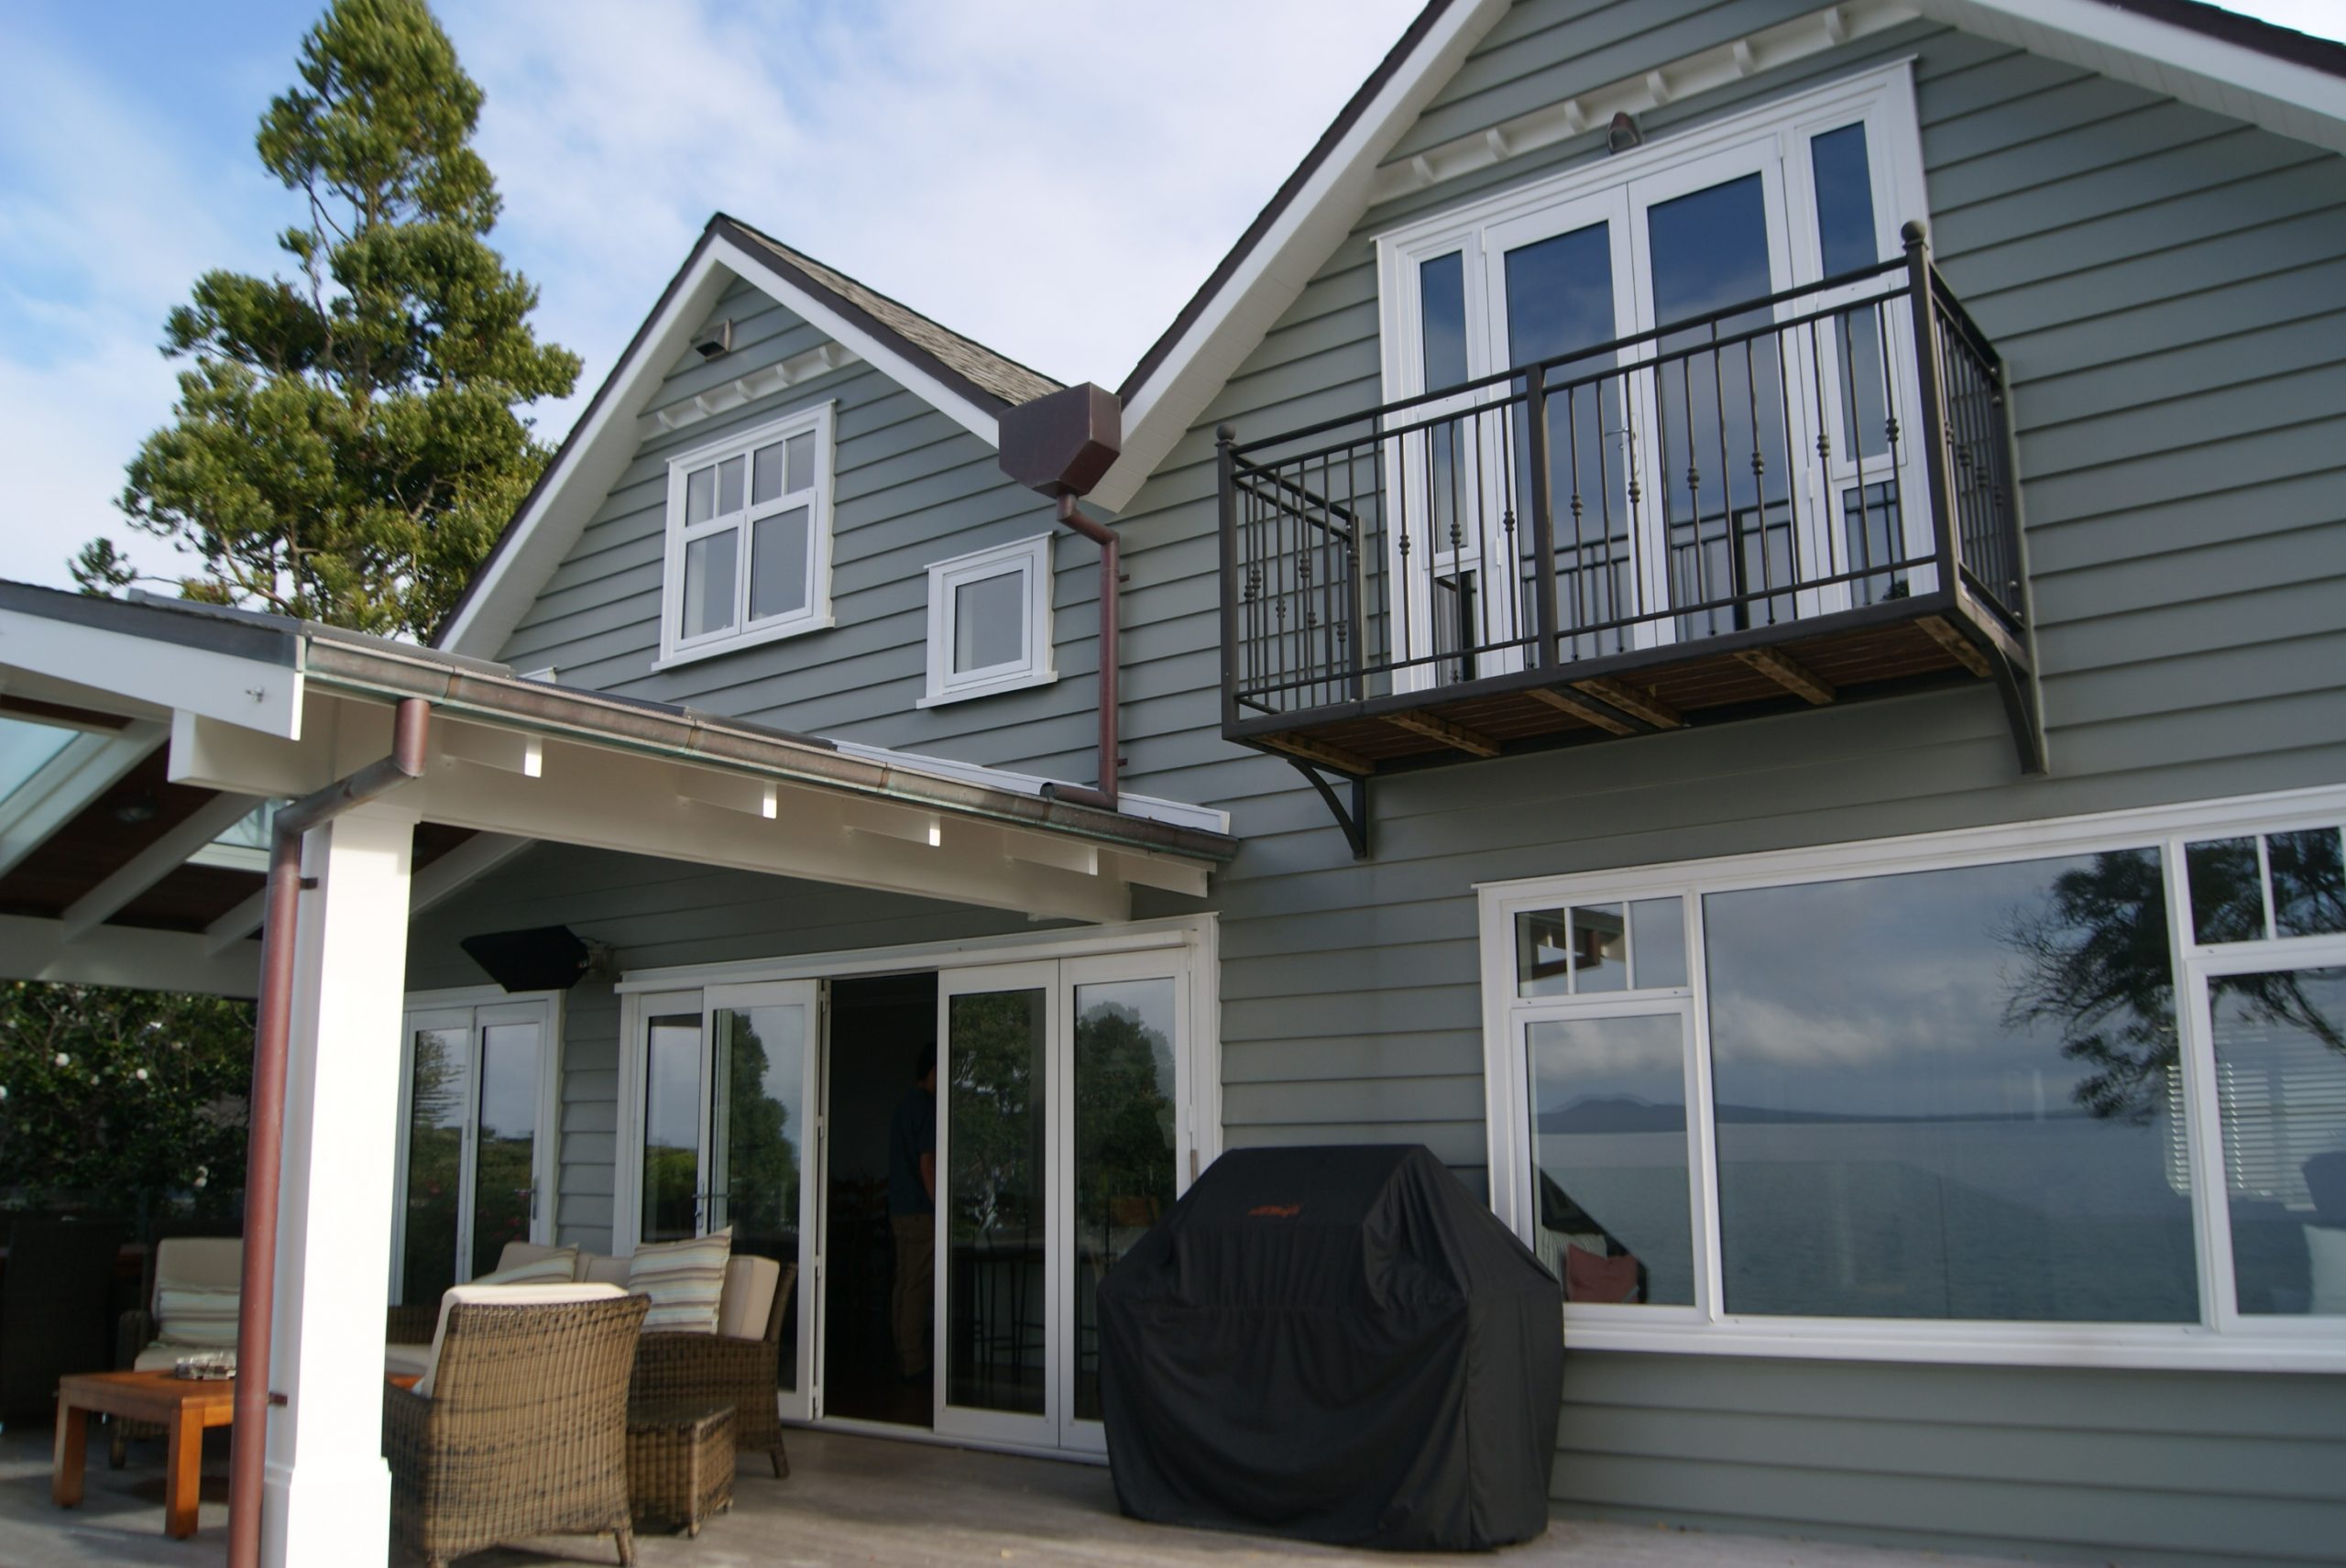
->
[998,382,1121,499]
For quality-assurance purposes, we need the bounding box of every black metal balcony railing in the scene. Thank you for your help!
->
[1216,228,2030,769]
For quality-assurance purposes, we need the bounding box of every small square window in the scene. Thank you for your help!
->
[922,534,1056,707]
[657,403,835,667]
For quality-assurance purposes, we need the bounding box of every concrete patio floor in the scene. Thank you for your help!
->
[0,1420,2045,1568]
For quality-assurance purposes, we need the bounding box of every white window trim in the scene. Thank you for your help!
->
[653,402,838,671]
[919,532,1058,707]
[1477,784,2346,1374]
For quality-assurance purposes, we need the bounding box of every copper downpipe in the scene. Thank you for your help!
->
[1042,491,1121,813]
[227,696,431,1568]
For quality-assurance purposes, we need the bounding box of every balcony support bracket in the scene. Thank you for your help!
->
[1989,641,2046,777]
[1286,758,1370,861]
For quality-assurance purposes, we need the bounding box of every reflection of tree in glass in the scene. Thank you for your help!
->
[1075,1001,1175,1240]
[2002,849,2344,1124]
[403,1030,464,1301]
[948,993,1042,1243]
[721,1013,799,1255]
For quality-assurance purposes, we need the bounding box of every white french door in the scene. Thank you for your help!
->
[630,979,824,1422]
[392,992,560,1305]
[933,952,1192,1455]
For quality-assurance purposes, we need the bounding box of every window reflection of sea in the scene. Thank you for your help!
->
[1539,1113,2199,1322]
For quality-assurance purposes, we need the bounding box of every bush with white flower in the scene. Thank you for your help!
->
[0,981,252,1231]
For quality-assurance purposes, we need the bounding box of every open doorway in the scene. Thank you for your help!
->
[822,971,937,1427]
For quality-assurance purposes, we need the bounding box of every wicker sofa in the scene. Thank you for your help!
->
[388,1243,795,1479]
[384,1287,647,1568]
[112,1235,243,1464]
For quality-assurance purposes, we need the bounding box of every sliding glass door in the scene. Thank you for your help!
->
[933,953,1189,1454]
[392,994,558,1303]
[630,981,823,1420]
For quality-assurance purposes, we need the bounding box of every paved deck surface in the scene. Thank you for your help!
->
[0,1420,2043,1568]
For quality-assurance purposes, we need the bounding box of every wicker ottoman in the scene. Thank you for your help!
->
[626,1400,736,1537]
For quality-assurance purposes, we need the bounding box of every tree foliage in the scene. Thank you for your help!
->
[73,0,578,638]
[0,982,253,1227]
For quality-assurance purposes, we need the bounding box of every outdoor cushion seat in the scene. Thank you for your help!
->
[115,1235,244,1463]
[383,1288,647,1568]
[384,1343,433,1381]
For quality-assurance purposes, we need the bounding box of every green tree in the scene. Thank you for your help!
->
[72,0,579,638]
[0,982,253,1230]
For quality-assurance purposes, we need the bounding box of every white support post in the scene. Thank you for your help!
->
[261,802,416,1568]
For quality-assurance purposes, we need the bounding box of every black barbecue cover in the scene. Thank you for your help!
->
[1097,1145,1563,1551]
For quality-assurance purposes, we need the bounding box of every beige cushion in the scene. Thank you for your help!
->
[133,1344,190,1372]
[413,1283,625,1399]
[154,1237,242,1299]
[494,1241,582,1279]
[472,1250,579,1288]
[717,1256,783,1342]
[626,1229,731,1333]
[155,1284,240,1347]
[383,1343,433,1380]
[581,1253,629,1287]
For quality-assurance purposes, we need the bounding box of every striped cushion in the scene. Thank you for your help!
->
[626,1228,731,1333]
[155,1284,240,1347]
[471,1247,578,1287]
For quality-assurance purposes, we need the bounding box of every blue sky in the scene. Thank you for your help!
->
[0,0,2338,595]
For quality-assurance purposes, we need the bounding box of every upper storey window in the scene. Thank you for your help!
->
[658,403,836,667]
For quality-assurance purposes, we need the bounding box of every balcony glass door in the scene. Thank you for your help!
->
[934,955,1189,1454]
[1628,147,1808,641]
[1485,192,1636,663]
[393,996,555,1304]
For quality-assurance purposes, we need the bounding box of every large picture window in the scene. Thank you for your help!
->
[1478,790,2346,1369]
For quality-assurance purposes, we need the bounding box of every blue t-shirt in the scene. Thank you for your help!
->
[887,1086,937,1217]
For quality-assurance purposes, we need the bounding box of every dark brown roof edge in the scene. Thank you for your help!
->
[432,223,726,649]
[1115,0,1463,405]
[2093,0,2346,80]
[713,214,1062,408]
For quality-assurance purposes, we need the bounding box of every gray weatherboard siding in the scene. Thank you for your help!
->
[444,1,2346,1561]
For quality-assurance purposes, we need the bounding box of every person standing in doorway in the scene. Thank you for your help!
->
[887,1045,937,1382]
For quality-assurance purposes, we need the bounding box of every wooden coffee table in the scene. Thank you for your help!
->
[53,1369,235,1539]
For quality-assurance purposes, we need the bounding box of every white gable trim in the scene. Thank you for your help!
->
[441,236,1009,660]
[1923,0,2346,158]
[1100,0,2346,514]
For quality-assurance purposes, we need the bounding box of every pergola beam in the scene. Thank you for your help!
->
[59,791,262,943]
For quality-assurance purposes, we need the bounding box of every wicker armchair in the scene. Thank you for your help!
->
[630,1261,795,1478]
[383,1291,648,1568]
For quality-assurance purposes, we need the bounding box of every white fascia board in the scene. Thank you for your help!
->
[828,738,1232,835]
[1914,0,2346,155]
[705,236,1009,447]
[1,914,262,998]
[0,605,302,737]
[1092,0,1511,513]
[440,255,738,658]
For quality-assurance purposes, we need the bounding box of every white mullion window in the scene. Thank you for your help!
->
[659,403,836,667]
[1478,787,2346,1372]
[921,533,1057,707]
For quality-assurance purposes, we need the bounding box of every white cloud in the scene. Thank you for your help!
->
[0,26,285,592]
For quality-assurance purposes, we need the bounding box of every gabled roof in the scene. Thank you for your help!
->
[1089,0,2346,511]
[436,215,1058,657]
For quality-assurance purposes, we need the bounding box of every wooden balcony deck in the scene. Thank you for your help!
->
[0,1421,2042,1568]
